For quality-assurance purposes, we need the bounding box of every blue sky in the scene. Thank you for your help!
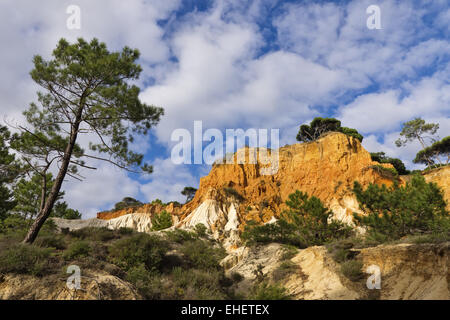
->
[0,0,449,217]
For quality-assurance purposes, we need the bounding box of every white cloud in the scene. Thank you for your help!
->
[139,158,198,204]
[338,71,450,133]
[62,161,141,218]
[1,0,449,216]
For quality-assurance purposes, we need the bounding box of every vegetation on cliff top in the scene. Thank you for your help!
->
[296,117,363,143]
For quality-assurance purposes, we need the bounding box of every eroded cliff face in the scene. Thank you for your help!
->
[95,132,449,245]
[0,270,140,300]
[97,202,182,220]
[224,242,449,300]
[178,132,396,228]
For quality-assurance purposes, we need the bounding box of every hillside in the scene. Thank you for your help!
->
[94,132,449,248]
[3,131,448,300]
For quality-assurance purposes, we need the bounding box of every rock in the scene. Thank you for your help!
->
[53,212,154,233]
[181,132,397,225]
[357,242,449,300]
[225,242,449,300]
[93,132,449,250]
[0,270,140,300]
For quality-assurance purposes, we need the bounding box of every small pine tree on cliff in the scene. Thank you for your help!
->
[242,190,352,247]
[296,117,363,142]
[352,174,449,242]
[151,210,173,231]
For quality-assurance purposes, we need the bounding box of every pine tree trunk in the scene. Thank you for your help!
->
[23,107,83,244]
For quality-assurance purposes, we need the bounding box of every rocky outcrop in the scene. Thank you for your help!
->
[224,242,449,300]
[97,202,182,220]
[53,212,157,233]
[95,132,449,248]
[0,270,140,300]
[179,132,396,228]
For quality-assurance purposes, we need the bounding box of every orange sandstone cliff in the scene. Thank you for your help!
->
[96,132,449,237]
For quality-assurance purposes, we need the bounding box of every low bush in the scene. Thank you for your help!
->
[126,263,162,299]
[0,243,54,276]
[35,234,66,250]
[165,229,196,243]
[69,227,118,242]
[108,233,169,272]
[272,261,297,282]
[369,164,399,180]
[340,260,364,281]
[248,282,290,300]
[370,152,409,175]
[180,240,226,270]
[151,210,173,231]
[230,271,244,283]
[170,267,228,300]
[63,240,91,260]
[193,223,208,238]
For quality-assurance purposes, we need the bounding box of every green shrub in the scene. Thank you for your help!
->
[151,210,173,231]
[230,271,244,283]
[180,240,226,270]
[248,282,290,300]
[326,239,360,263]
[114,197,143,211]
[369,164,399,180]
[340,260,364,281]
[272,261,297,282]
[242,190,352,247]
[69,227,118,242]
[165,229,196,243]
[35,234,66,250]
[170,267,228,300]
[296,117,363,142]
[353,174,449,242]
[193,223,208,238]
[63,240,91,260]
[280,244,298,260]
[108,233,169,272]
[370,152,410,175]
[0,215,29,235]
[118,227,135,235]
[0,243,54,276]
[151,199,164,206]
[126,263,162,299]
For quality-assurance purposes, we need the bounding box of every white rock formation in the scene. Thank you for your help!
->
[52,212,154,233]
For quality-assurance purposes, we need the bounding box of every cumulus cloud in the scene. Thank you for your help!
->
[1,0,449,217]
[62,161,141,218]
[139,158,198,204]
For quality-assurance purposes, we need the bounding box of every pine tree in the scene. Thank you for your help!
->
[10,38,163,243]
[0,126,19,220]
[151,210,173,231]
[353,174,449,241]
